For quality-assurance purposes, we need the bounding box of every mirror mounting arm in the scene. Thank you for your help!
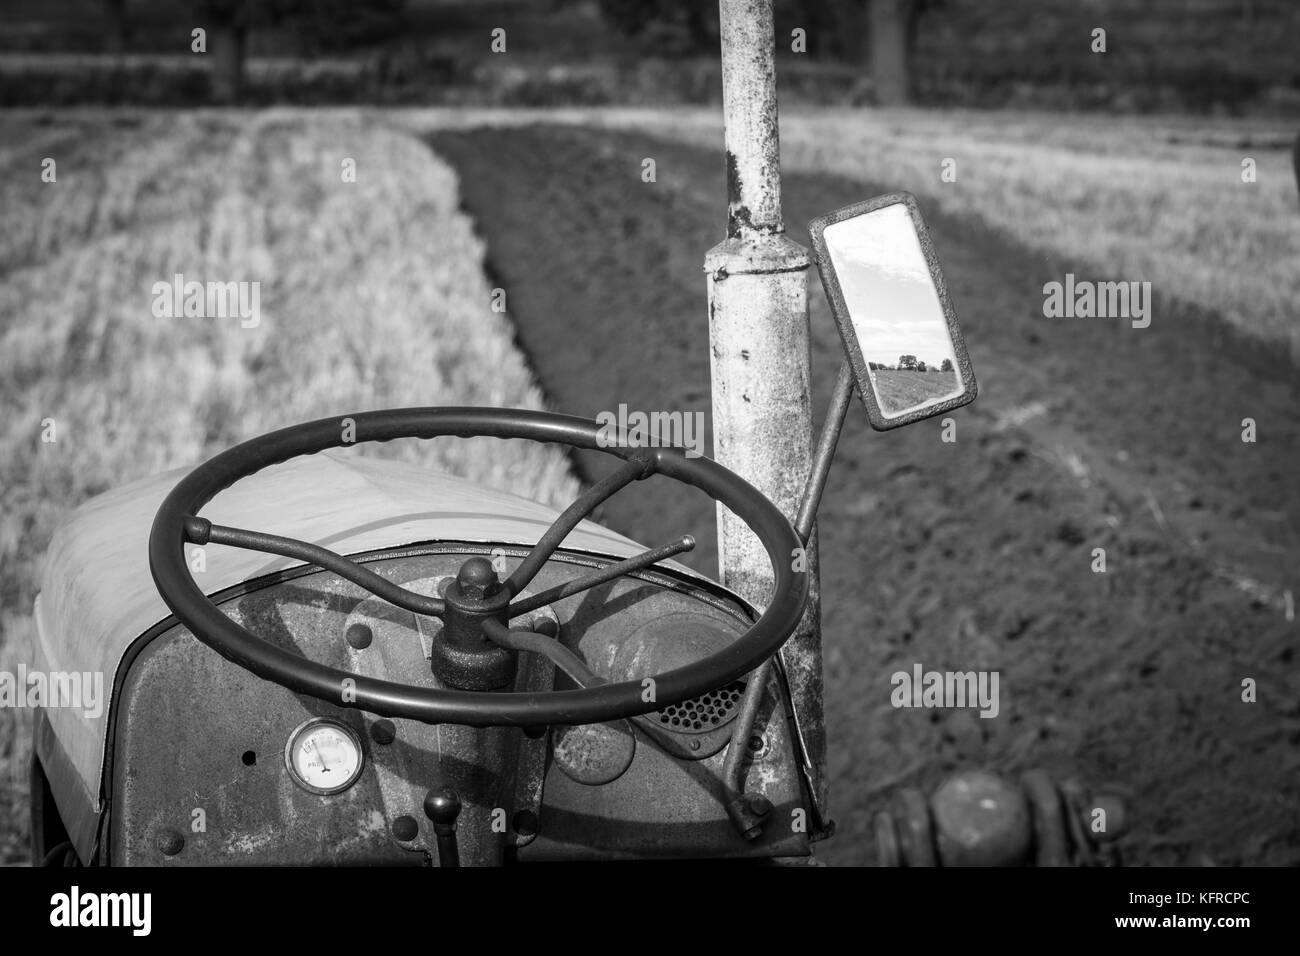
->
[795,361,856,544]
[723,361,853,843]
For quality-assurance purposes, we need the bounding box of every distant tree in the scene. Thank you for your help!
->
[940,358,954,372]
[102,0,130,54]
[898,354,918,370]
[195,0,407,102]
[866,0,943,106]
[868,361,881,370]
[197,0,252,103]
[783,0,860,60]
[598,0,719,55]
[1293,130,1300,201]
[289,0,409,53]
[917,360,927,372]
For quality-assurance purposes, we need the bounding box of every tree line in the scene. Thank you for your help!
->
[100,0,940,106]
[869,355,954,373]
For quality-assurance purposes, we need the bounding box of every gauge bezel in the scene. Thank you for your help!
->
[283,717,365,796]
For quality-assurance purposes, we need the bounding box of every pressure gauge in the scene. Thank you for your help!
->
[284,719,364,795]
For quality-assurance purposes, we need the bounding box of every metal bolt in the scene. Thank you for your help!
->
[689,739,701,751]
[157,828,185,857]
[745,793,773,817]
[512,809,539,837]
[455,556,499,600]
[369,719,396,745]
[392,815,419,842]
[345,623,373,649]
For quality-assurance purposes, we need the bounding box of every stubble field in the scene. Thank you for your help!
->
[0,111,578,862]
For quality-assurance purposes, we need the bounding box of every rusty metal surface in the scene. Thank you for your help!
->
[340,579,557,865]
[522,662,809,861]
[108,545,807,864]
[705,0,827,836]
[552,721,636,786]
[719,0,784,237]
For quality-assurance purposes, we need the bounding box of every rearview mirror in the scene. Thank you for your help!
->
[810,193,977,431]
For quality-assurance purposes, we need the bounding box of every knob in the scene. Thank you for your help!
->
[424,788,462,829]
[455,557,499,600]
[423,788,461,867]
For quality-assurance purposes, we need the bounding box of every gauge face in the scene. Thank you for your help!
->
[284,719,364,795]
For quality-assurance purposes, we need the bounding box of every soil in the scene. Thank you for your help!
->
[428,124,1300,866]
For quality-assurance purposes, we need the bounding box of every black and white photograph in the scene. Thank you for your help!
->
[0,0,1296,927]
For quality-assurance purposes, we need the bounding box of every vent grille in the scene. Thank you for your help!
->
[655,680,746,734]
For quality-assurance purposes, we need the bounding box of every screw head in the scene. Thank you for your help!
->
[345,623,373,649]
[157,828,185,857]
[512,809,539,837]
[369,718,396,745]
[455,557,499,600]
[392,815,419,842]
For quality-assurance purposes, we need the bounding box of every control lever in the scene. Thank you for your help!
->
[423,788,462,867]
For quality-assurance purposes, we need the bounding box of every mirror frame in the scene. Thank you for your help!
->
[809,191,977,432]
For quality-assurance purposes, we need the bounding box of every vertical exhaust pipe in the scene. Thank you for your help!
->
[706,0,829,836]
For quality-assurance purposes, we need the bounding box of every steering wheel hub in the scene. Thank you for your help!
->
[433,557,516,691]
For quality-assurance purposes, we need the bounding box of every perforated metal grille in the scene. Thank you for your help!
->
[655,680,746,734]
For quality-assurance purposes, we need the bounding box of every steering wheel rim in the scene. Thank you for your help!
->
[148,407,809,728]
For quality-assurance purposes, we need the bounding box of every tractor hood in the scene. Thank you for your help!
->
[31,451,718,847]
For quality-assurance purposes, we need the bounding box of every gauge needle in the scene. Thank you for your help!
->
[315,739,331,773]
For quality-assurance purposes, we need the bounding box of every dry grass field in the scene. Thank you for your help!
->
[0,111,578,862]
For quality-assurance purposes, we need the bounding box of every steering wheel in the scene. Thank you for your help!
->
[148,407,808,728]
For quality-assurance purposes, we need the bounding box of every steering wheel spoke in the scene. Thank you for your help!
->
[503,454,654,598]
[507,534,695,617]
[187,517,446,618]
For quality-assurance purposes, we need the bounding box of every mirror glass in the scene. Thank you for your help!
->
[815,198,974,428]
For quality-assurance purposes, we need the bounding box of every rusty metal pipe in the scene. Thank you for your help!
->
[722,659,773,839]
[796,362,856,543]
[718,0,783,237]
[707,0,827,837]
